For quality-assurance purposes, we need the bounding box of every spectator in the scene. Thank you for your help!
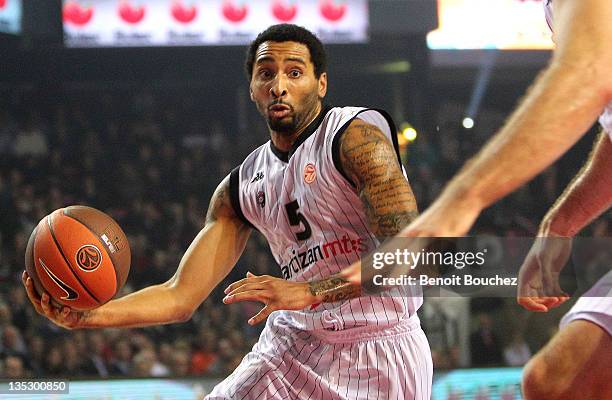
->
[8,286,30,332]
[191,329,219,375]
[1,325,28,359]
[4,355,27,378]
[132,348,169,377]
[214,338,240,375]
[171,349,191,377]
[44,346,64,377]
[81,331,110,377]
[503,331,532,367]
[25,335,45,376]
[63,339,86,377]
[470,313,503,366]
[157,342,175,372]
[0,303,12,327]
[109,338,132,376]
[13,119,48,158]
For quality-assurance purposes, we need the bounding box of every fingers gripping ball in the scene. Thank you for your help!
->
[24,206,130,311]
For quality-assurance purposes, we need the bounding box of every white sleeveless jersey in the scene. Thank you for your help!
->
[230,105,421,331]
[544,0,612,140]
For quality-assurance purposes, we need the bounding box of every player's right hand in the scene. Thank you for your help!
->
[22,271,87,330]
[517,236,571,312]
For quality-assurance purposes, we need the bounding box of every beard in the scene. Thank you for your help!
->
[261,91,321,135]
[267,114,297,134]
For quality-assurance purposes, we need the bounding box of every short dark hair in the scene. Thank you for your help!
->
[244,24,327,81]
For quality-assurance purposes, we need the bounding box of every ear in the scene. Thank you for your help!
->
[317,72,328,98]
[249,86,255,102]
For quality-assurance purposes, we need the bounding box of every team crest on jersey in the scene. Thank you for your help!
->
[304,163,316,184]
[256,190,265,208]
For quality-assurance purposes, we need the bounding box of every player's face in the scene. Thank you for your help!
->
[250,41,327,135]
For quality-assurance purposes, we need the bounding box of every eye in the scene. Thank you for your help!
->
[289,69,302,78]
[258,69,273,79]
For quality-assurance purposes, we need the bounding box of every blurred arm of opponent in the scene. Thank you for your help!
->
[517,131,612,311]
[540,131,612,237]
[400,0,612,238]
[333,0,612,288]
[23,175,252,329]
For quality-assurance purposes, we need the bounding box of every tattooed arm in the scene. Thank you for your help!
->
[308,275,360,303]
[309,119,419,302]
[339,119,418,237]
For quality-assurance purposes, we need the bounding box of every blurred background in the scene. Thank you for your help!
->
[0,0,610,399]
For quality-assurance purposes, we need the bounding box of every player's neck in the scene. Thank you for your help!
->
[270,103,322,152]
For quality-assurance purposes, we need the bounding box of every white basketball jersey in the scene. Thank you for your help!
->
[230,105,421,331]
[544,0,612,140]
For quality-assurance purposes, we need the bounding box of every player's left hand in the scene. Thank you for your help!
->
[517,236,571,312]
[22,271,87,330]
[223,272,317,325]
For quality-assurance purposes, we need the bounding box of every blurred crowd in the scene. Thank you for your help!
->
[0,87,609,379]
[0,87,272,379]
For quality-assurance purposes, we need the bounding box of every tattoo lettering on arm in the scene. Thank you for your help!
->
[308,275,361,303]
[339,120,419,238]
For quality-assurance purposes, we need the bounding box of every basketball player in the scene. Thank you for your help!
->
[23,24,433,399]
[518,1,612,399]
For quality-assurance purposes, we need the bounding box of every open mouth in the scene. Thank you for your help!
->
[268,104,291,119]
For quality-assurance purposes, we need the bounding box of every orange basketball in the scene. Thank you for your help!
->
[24,206,130,311]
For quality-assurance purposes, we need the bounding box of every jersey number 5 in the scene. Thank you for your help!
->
[285,200,312,241]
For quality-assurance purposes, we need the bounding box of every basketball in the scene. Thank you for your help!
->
[24,206,131,311]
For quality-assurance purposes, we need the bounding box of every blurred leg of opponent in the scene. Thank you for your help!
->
[523,270,612,400]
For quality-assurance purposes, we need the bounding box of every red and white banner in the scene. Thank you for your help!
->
[63,0,368,47]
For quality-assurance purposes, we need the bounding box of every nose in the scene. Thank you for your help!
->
[270,74,288,99]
